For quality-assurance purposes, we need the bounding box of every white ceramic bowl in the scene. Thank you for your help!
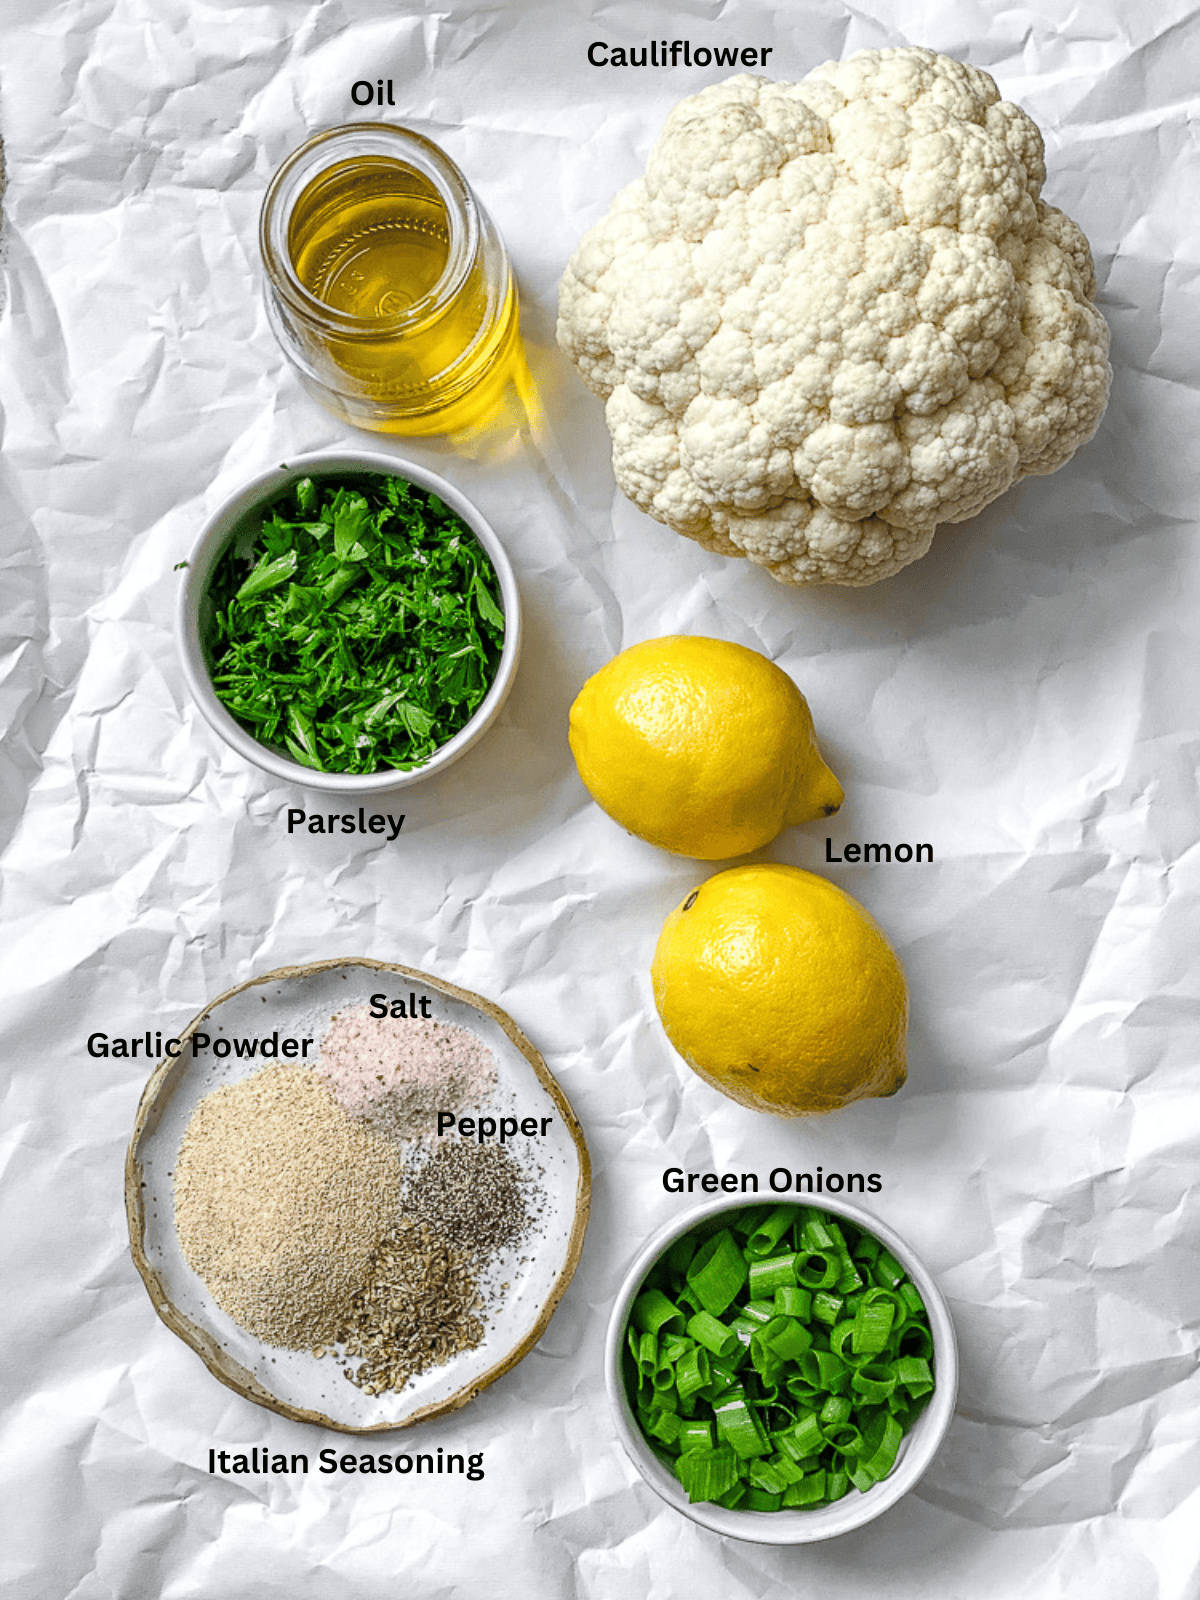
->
[178,449,522,792]
[605,1193,958,1544]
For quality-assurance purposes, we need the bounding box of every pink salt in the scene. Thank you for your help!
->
[315,1006,497,1139]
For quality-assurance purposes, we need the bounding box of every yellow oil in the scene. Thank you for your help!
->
[287,157,525,435]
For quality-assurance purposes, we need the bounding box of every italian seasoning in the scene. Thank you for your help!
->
[337,1219,486,1396]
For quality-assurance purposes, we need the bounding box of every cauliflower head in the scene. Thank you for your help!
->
[557,48,1111,586]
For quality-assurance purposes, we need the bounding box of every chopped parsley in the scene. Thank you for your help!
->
[203,472,506,775]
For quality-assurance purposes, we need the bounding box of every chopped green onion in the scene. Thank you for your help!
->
[747,1253,800,1296]
[874,1250,907,1289]
[660,1332,691,1366]
[824,1422,864,1459]
[852,1292,896,1356]
[783,1470,827,1507]
[795,1250,840,1290]
[812,1289,844,1326]
[830,1320,876,1367]
[676,1346,711,1401]
[665,1234,697,1276]
[632,1289,685,1337]
[728,1312,759,1345]
[789,1412,826,1457]
[731,1204,774,1240]
[677,1445,739,1503]
[623,1205,936,1511]
[820,1395,853,1427]
[740,1300,776,1328]
[862,1413,903,1481]
[748,1459,789,1494]
[714,1393,771,1459]
[774,1285,812,1320]
[896,1356,934,1396]
[646,1408,681,1445]
[636,1330,658,1376]
[687,1309,737,1358]
[677,1419,714,1453]
[899,1323,935,1360]
[763,1317,813,1362]
[852,1361,898,1404]
[899,1281,926,1317]
[686,1229,748,1315]
[798,1348,849,1394]
[799,1212,837,1251]
[708,1352,747,1390]
[836,1255,865,1295]
[746,1205,797,1258]
[743,1487,783,1512]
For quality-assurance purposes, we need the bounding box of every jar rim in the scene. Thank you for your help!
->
[259,122,479,336]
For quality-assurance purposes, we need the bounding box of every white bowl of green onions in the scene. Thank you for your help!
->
[606,1195,957,1543]
[179,449,521,791]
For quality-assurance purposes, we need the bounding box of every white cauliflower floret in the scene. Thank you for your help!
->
[557,46,1111,587]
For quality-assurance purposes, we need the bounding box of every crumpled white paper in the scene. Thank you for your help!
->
[2,1,1199,1595]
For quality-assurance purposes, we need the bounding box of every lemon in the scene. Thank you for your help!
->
[568,636,843,860]
[651,863,907,1116]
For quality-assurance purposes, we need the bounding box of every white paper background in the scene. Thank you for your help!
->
[2,1,1199,1595]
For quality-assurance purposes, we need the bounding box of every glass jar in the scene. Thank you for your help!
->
[260,124,524,436]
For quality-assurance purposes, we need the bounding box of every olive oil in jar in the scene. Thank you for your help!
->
[261,126,524,436]
[294,173,451,321]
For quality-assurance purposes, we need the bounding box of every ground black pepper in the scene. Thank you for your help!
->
[401,1141,540,1253]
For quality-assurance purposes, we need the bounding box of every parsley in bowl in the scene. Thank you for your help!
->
[179,452,520,790]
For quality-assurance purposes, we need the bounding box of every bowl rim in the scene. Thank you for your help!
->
[176,447,522,793]
[604,1191,958,1545]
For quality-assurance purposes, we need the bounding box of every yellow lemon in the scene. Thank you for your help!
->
[651,863,907,1116]
[568,636,843,860]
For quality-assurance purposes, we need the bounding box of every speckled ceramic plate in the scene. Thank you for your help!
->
[126,958,591,1431]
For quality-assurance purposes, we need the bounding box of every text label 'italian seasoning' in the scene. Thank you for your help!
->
[208,1445,484,1479]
